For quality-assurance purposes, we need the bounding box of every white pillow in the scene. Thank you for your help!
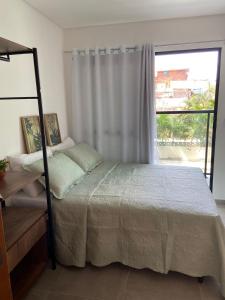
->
[8,149,53,197]
[8,148,53,171]
[50,137,75,153]
[23,182,44,197]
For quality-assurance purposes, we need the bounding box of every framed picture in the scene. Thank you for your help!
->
[44,113,61,146]
[21,116,42,153]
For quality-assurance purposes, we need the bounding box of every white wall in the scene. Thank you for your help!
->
[64,14,225,200]
[0,0,68,157]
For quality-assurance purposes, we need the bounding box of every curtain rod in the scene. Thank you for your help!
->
[64,39,225,53]
[64,46,138,53]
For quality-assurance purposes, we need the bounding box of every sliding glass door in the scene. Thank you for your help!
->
[155,48,221,190]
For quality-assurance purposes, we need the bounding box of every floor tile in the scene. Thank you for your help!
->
[199,277,224,300]
[41,263,129,300]
[24,263,224,300]
[122,289,167,300]
[24,290,48,300]
[46,292,91,300]
[125,268,201,300]
[31,264,64,292]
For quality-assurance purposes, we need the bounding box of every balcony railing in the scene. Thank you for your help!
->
[156,109,214,180]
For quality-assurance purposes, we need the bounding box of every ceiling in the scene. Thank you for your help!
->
[25,0,225,29]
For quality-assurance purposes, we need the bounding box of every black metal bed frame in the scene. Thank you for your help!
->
[0,40,56,269]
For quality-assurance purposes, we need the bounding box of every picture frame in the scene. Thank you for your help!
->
[21,116,42,153]
[44,113,61,146]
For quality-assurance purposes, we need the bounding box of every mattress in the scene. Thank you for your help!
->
[52,161,225,296]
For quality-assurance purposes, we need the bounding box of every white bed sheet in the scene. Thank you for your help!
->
[52,161,225,297]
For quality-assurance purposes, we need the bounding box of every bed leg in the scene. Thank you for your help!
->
[198,277,204,283]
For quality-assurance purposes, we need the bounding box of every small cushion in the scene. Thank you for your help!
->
[24,153,85,199]
[62,143,103,172]
[8,149,52,197]
[23,181,44,197]
[50,137,75,153]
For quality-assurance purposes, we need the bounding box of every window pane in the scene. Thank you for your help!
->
[155,50,219,184]
[156,112,213,172]
[155,51,218,112]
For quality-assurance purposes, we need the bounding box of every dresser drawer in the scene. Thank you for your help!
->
[7,215,47,272]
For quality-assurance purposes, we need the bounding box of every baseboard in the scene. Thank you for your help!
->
[215,199,225,204]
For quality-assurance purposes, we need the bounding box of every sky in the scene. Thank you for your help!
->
[155,51,219,82]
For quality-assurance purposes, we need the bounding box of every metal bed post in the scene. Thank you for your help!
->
[32,48,56,270]
[204,112,210,178]
[0,37,56,270]
[209,48,222,191]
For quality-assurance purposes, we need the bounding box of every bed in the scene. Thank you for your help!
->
[10,161,225,296]
[50,161,225,295]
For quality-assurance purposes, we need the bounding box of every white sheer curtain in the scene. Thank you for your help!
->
[71,45,156,163]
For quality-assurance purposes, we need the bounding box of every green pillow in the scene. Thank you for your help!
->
[24,153,85,199]
[62,143,103,172]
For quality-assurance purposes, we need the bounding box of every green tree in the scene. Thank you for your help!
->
[157,114,173,141]
[184,86,215,111]
[157,86,215,144]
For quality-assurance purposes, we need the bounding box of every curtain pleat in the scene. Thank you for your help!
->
[139,44,156,163]
[71,45,156,163]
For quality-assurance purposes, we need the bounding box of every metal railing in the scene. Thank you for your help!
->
[156,109,214,178]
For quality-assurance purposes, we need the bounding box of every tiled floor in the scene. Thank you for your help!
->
[24,263,223,300]
[24,203,225,300]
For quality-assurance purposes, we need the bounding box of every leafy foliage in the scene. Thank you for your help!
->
[24,118,42,151]
[0,159,8,171]
[33,132,42,151]
[157,87,215,145]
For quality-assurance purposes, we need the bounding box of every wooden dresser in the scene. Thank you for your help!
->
[0,171,48,300]
[0,206,12,300]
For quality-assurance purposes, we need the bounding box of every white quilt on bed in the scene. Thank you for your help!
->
[52,162,225,296]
